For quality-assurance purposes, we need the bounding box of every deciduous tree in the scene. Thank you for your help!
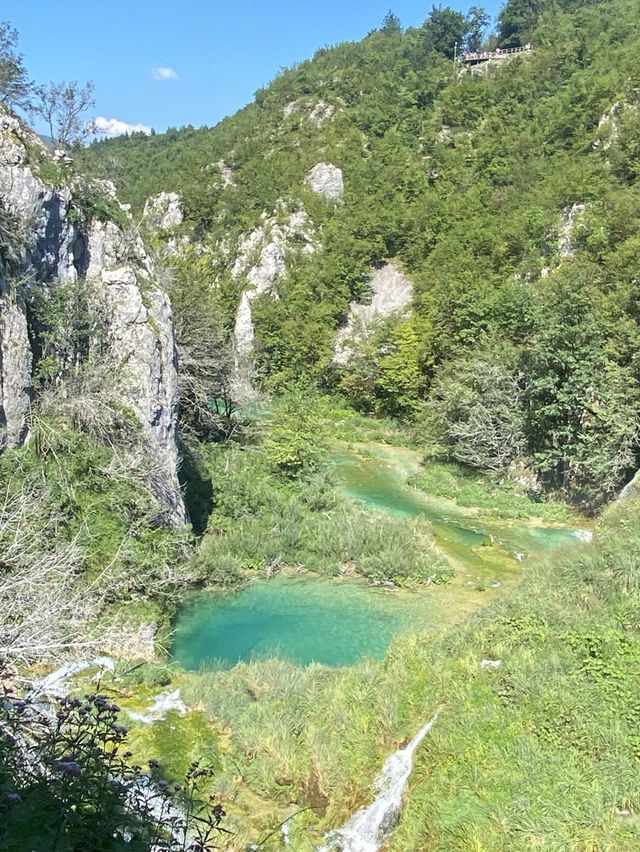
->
[31,80,95,149]
[0,21,31,109]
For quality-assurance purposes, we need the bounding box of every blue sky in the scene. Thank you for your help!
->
[4,1,501,136]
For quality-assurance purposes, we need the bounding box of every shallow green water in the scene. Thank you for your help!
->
[331,447,584,571]
[173,575,431,670]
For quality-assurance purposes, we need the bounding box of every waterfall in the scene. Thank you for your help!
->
[319,710,440,852]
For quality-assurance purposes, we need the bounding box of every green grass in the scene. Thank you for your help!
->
[41,395,627,849]
[195,438,449,587]
[411,460,574,522]
[0,411,195,663]
[11,390,630,848]
[389,498,640,851]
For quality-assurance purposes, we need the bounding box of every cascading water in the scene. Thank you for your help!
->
[319,711,440,852]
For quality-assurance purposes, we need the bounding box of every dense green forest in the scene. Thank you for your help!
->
[81,0,640,510]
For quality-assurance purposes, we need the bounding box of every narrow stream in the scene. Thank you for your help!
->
[319,711,440,852]
[331,444,588,576]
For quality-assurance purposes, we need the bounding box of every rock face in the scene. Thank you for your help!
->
[334,263,413,365]
[309,101,336,127]
[230,206,315,398]
[619,470,640,501]
[143,191,183,230]
[0,113,184,524]
[283,100,336,128]
[81,221,183,523]
[539,203,588,278]
[594,101,636,152]
[214,160,234,187]
[0,260,31,449]
[305,163,344,201]
[558,203,586,258]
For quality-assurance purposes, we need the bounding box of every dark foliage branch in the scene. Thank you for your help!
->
[0,664,230,851]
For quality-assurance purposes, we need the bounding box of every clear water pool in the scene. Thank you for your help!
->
[172,575,431,670]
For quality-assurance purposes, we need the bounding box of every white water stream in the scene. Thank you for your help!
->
[319,711,440,852]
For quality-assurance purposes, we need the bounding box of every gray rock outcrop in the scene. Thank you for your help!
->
[558,204,586,258]
[81,221,183,522]
[0,113,184,524]
[594,101,637,152]
[214,160,234,187]
[230,207,315,398]
[143,191,183,230]
[305,162,344,201]
[540,203,588,278]
[283,100,336,128]
[0,260,31,448]
[619,470,640,502]
[334,263,413,365]
[309,101,336,127]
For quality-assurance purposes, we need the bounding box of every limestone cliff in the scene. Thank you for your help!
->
[0,257,31,448]
[334,263,413,365]
[143,191,183,230]
[230,203,315,399]
[0,113,184,525]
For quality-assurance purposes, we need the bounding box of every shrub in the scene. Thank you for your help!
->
[0,665,228,851]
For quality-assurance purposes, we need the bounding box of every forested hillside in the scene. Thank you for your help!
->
[81,0,640,510]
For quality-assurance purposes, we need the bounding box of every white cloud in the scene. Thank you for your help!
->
[93,116,152,137]
[152,66,180,81]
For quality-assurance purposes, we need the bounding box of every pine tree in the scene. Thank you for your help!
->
[381,11,402,33]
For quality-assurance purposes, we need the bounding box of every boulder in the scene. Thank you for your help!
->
[305,162,344,201]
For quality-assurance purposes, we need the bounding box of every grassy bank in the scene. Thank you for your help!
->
[410,460,574,523]
[389,496,640,850]
[0,406,195,664]
[188,396,452,588]
[189,394,575,591]
[193,441,450,587]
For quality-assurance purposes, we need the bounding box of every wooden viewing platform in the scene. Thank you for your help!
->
[461,44,533,65]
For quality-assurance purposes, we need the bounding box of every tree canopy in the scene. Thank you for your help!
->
[0,21,31,109]
[79,0,640,508]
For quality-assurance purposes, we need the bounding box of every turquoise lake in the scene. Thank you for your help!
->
[173,443,589,671]
[172,574,431,669]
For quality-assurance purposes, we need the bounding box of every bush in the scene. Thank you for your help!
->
[0,666,228,851]
[420,350,525,472]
